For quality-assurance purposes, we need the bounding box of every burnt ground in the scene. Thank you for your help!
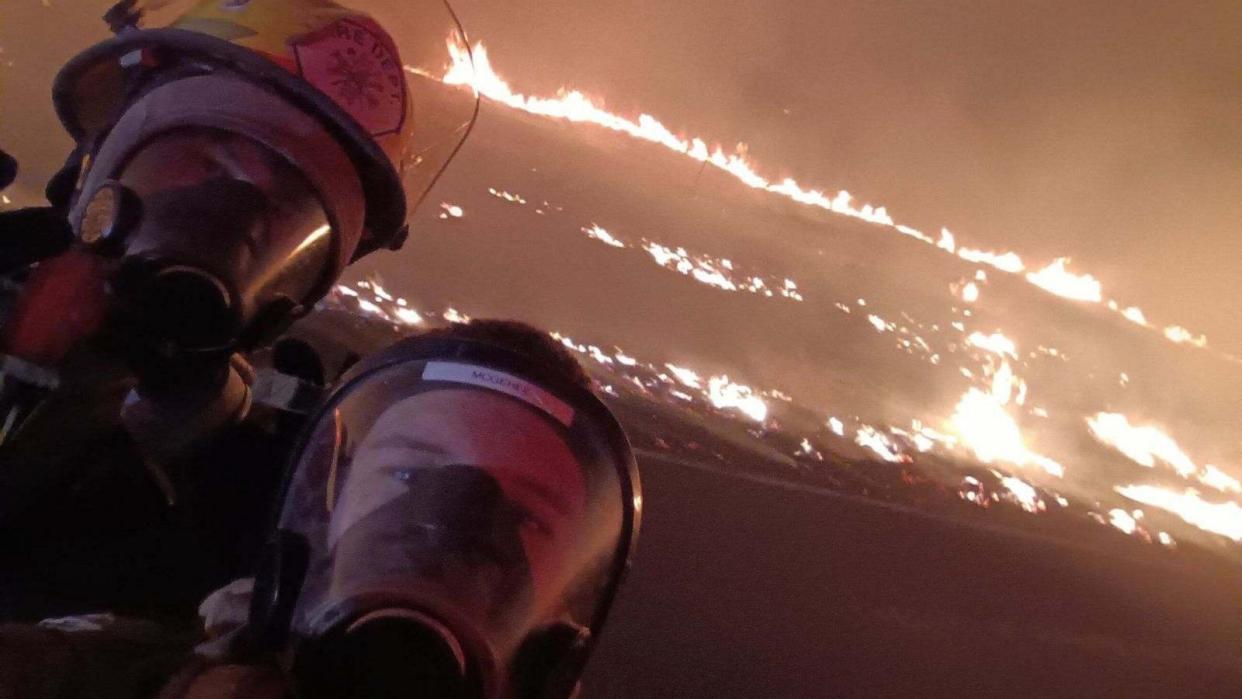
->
[584,429,1242,697]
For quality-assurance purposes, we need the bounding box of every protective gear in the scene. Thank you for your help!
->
[0,0,478,450]
[0,250,107,448]
[250,334,642,699]
[0,304,402,620]
[56,0,479,261]
[49,0,481,355]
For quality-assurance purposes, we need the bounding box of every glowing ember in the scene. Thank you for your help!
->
[642,242,737,292]
[1163,325,1208,348]
[1108,508,1138,535]
[855,425,907,463]
[443,307,471,324]
[488,187,527,205]
[828,417,845,437]
[867,315,894,334]
[1120,306,1148,326]
[1000,475,1045,513]
[989,362,1016,405]
[961,282,980,304]
[665,364,703,389]
[583,224,625,248]
[578,224,801,300]
[706,376,769,422]
[967,332,1018,359]
[937,229,957,253]
[439,202,464,219]
[394,307,423,326]
[1116,485,1242,541]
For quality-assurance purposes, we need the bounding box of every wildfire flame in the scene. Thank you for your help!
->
[707,376,769,422]
[414,41,1242,544]
[577,224,803,300]
[950,388,1064,478]
[1087,413,1242,494]
[1116,485,1242,541]
[1025,258,1103,303]
[440,41,1219,353]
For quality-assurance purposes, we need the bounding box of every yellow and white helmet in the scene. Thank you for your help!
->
[53,0,479,262]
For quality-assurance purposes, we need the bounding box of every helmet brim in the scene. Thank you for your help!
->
[53,28,406,256]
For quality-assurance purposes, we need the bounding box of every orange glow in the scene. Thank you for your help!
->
[1116,485,1242,541]
[1025,258,1102,303]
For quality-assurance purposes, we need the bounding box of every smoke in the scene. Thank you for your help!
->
[453,0,1242,349]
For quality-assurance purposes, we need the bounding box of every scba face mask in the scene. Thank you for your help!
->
[73,116,348,355]
[252,336,641,699]
[43,0,482,357]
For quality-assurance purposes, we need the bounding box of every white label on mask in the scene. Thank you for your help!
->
[423,362,576,427]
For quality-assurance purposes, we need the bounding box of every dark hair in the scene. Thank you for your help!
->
[420,319,593,391]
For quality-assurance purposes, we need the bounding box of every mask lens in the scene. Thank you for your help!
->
[277,358,632,691]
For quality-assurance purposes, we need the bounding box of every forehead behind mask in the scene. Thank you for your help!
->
[327,387,588,552]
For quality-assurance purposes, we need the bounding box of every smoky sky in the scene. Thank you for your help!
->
[452,0,1242,349]
[2,1,1240,346]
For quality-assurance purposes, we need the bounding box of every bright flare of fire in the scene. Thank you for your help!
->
[957,248,1025,274]
[855,425,908,463]
[1086,413,1197,477]
[1202,465,1242,494]
[1116,485,1242,541]
[967,331,1018,359]
[961,282,980,304]
[665,363,703,389]
[950,389,1064,478]
[1108,508,1139,535]
[1025,258,1103,302]
[583,224,625,248]
[706,376,769,422]
[1164,325,1208,348]
[1001,474,1045,513]
[1120,305,1148,326]
[1086,413,1242,496]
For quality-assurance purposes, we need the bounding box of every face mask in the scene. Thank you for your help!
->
[251,337,642,698]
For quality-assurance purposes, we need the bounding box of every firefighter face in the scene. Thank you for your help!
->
[329,388,590,607]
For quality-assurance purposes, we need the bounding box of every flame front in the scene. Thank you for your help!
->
[397,41,1242,547]
[440,42,1222,352]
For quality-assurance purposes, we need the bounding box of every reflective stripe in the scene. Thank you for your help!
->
[0,354,60,389]
[252,368,323,414]
[422,361,576,427]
